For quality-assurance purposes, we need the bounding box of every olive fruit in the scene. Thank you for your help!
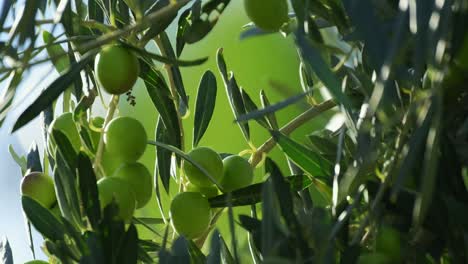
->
[21,172,56,209]
[112,162,152,208]
[220,155,254,192]
[170,192,211,239]
[244,0,289,32]
[376,226,401,260]
[48,112,81,154]
[24,260,49,264]
[104,116,147,162]
[182,147,223,187]
[94,45,140,95]
[185,182,219,198]
[97,177,136,222]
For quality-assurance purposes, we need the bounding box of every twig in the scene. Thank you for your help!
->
[250,99,337,167]
[93,95,119,178]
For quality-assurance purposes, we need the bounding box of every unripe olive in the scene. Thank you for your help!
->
[94,45,140,95]
[112,162,152,209]
[21,172,56,209]
[24,260,49,264]
[182,147,223,187]
[220,155,254,192]
[104,116,147,162]
[170,192,211,239]
[244,0,289,32]
[97,177,136,222]
[48,112,81,154]
[376,226,401,260]
[185,182,219,198]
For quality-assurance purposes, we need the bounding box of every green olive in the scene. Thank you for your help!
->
[182,147,223,187]
[244,0,289,32]
[112,162,152,209]
[221,155,254,192]
[170,192,212,239]
[48,112,81,154]
[97,177,136,222]
[24,260,50,264]
[376,226,401,260]
[94,45,140,95]
[185,182,219,198]
[104,116,147,162]
[21,172,56,209]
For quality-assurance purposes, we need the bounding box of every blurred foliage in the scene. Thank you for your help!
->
[1,0,468,263]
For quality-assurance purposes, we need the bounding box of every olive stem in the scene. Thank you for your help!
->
[93,95,119,178]
[250,99,337,167]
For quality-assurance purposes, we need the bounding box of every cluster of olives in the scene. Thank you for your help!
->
[170,147,254,239]
[244,0,289,32]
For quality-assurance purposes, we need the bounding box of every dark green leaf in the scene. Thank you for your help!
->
[219,233,235,264]
[12,52,95,132]
[141,0,186,43]
[272,130,333,179]
[241,89,270,129]
[209,175,311,208]
[7,0,41,45]
[0,237,13,264]
[157,32,190,116]
[117,224,138,264]
[216,49,249,140]
[294,32,352,110]
[0,0,12,29]
[236,90,310,124]
[26,142,42,172]
[188,240,206,264]
[176,0,231,56]
[260,89,279,130]
[266,158,312,260]
[193,70,217,147]
[141,61,181,150]
[21,196,66,241]
[77,152,101,229]
[207,230,221,264]
[155,116,173,194]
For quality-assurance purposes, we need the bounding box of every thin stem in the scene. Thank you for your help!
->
[2,19,55,32]
[93,95,119,178]
[250,99,337,167]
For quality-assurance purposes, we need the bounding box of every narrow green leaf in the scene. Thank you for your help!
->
[155,117,172,193]
[272,130,333,179]
[241,89,270,129]
[260,89,279,130]
[77,152,101,229]
[266,158,312,260]
[42,31,70,73]
[141,61,181,150]
[8,145,27,173]
[21,196,66,241]
[117,224,138,264]
[208,175,311,208]
[0,237,13,264]
[12,52,95,132]
[26,142,42,173]
[188,240,206,264]
[193,70,217,147]
[294,32,352,110]
[219,233,235,264]
[176,0,231,56]
[236,90,310,124]
[207,230,221,264]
